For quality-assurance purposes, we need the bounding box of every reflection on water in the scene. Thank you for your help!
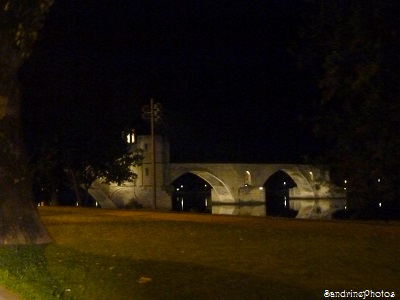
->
[211,198,346,219]
[171,196,346,218]
[172,196,211,213]
[212,203,266,217]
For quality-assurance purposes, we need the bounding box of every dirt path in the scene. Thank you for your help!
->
[0,286,21,300]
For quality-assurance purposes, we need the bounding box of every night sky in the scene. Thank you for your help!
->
[20,0,320,163]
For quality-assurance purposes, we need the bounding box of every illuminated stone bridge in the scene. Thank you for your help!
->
[89,135,346,218]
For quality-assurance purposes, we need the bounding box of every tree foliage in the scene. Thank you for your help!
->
[301,0,400,217]
[32,126,144,206]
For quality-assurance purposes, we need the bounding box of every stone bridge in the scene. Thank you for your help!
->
[165,162,345,217]
[167,163,320,202]
[89,135,346,218]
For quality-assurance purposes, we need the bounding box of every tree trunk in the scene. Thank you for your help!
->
[0,183,51,245]
[0,128,51,244]
[0,0,54,245]
[0,65,51,245]
[69,168,82,206]
[50,186,58,206]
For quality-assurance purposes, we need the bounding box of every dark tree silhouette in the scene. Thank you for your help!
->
[0,0,53,244]
[300,0,400,218]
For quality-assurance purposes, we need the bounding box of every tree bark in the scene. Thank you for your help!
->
[0,117,51,244]
[0,184,51,245]
[0,46,51,245]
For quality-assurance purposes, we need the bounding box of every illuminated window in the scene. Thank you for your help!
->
[244,171,252,186]
[126,129,135,144]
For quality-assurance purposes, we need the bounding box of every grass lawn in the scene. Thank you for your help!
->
[1,207,400,299]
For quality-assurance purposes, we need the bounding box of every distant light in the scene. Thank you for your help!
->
[344,179,347,184]
[345,206,347,210]
[283,181,286,185]
[284,200,287,207]
[379,202,382,208]
[344,187,347,190]
[205,199,208,206]
[176,188,180,191]
[180,185,183,188]
[204,184,207,188]
[377,178,381,183]
[246,171,250,175]
[259,187,263,190]
[244,184,248,187]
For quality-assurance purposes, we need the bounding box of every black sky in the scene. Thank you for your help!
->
[20,0,320,163]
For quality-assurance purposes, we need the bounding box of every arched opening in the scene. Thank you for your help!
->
[264,170,298,218]
[171,173,212,213]
[244,171,252,186]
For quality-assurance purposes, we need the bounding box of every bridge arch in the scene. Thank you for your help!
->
[272,167,315,197]
[264,170,297,217]
[169,170,235,203]
[171,172,211,212]
[263,168,316,217]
